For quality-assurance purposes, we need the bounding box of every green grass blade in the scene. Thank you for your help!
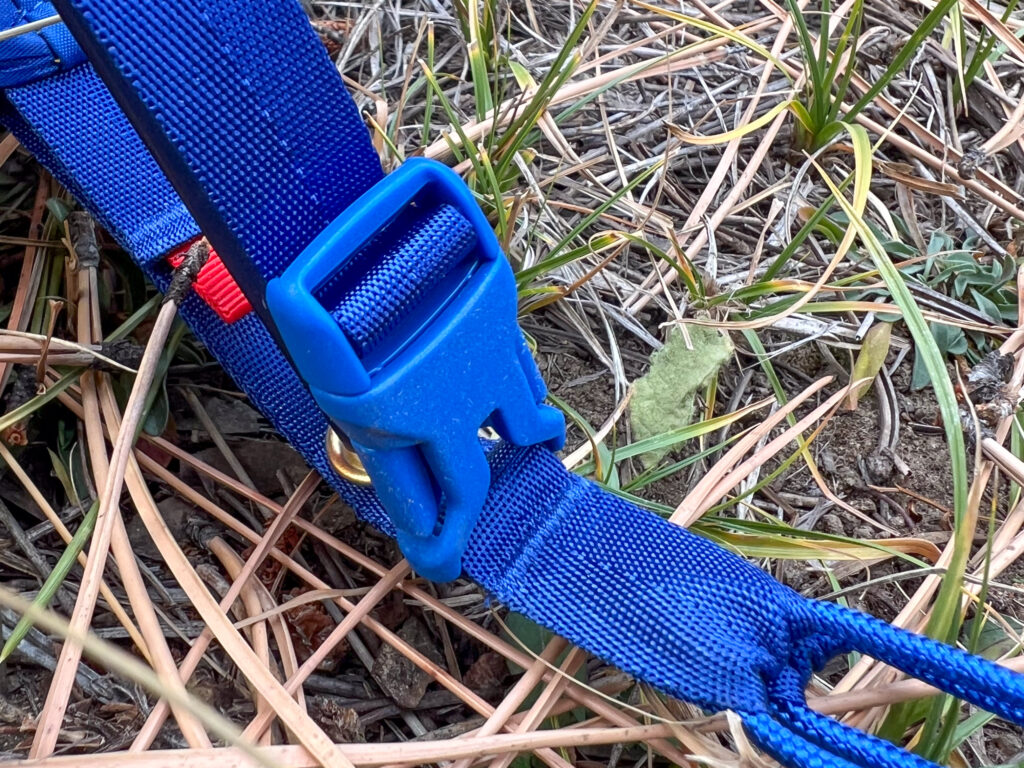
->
[962,0,1021,94]
[515,160,664,286]
[815,0,833,84]
[635,2,792,77]
[698,517,931,565]
[495,52,581,181]
[624,437,740,491]
[104,293,161,342]
[494,1,597,175]
[420,62,509,240]
[0,370,81,433]
[420,22,436,148]
[846,0,960,117]
[465,0,495,120]
[0,500,99,663]
[813,130,971,755]
[825,0,866,123]
[785,0,828,127]
[814,131,968,559]
[516,233,624,288]
[581,400,767,472]
[763,173,854,280]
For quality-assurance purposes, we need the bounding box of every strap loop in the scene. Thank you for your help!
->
[743,713,870,768]
[741,599,1024,768]
[761,665,936,768]
[769,702,937,768]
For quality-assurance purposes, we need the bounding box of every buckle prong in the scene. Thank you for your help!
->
[326,427,371,486]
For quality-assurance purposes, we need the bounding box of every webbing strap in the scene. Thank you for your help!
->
[0,0,83,86]
[326,203,477,356]
[51,0,385,343]
[4,5,1024,767]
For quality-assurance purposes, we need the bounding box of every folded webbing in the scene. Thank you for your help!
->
[4,4,1024,768]
[326,203,477,356]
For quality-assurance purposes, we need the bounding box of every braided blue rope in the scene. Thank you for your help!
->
[743,713,873,768]
[807,599,1024,724]
[766,664,936,768]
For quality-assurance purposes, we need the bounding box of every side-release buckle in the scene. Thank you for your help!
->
[266,158,565,581]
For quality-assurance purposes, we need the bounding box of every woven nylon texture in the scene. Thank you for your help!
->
[2,65,197,261]
[50,0,384,313]
[322,202,476,355]
[0,0,84,87]
[7,6,1024,768]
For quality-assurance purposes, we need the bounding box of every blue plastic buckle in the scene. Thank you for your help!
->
[266,158,565,581]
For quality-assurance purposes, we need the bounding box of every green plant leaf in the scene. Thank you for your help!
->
[630,325,733,468]
[911,323,966,390]
[846,0,960,117]
[846,321,892,409]
[0,501,99,663]
[47,448,79,507]
[0,371,80,434]
[45,197,70,224]
[501,612,587,700]
[961,614,1024,661]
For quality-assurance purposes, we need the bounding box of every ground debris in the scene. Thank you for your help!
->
[957,351,1019,442]
[311,696,364,743]
[284,587,348,671]
[463,651,509,701]
[371,617,445,708]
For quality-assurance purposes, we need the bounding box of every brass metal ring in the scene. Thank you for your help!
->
[326,428,372,486]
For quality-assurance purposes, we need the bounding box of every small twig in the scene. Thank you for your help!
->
[0,175,50,397]
[0,14,60,42]
[240,560,413,744]
[0,441,146,654]
[30,243,210,757]
[131,472,320,750]
[182,387,274,520]
[0,588,274,768]
[485,646,587,768]
[34,299,64,386]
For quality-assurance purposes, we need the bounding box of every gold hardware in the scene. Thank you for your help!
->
[326,428,372,486]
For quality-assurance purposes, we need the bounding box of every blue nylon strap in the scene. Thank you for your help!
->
[325,203,477,356]
[0,64,198,261]
[0,0,83,87]
[49,0,384,342]
[5,5,1024,767]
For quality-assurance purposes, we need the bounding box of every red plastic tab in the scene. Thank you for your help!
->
[167,240,252,324]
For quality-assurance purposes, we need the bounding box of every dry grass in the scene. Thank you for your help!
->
[1,0,1024,766]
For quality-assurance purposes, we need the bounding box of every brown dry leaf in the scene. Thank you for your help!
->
[464,651,509,698]
[875,160,964,199]
[313,698,364,743]
[283,587,347,670]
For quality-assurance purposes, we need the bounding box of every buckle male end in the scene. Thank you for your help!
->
[267,158,564,581]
